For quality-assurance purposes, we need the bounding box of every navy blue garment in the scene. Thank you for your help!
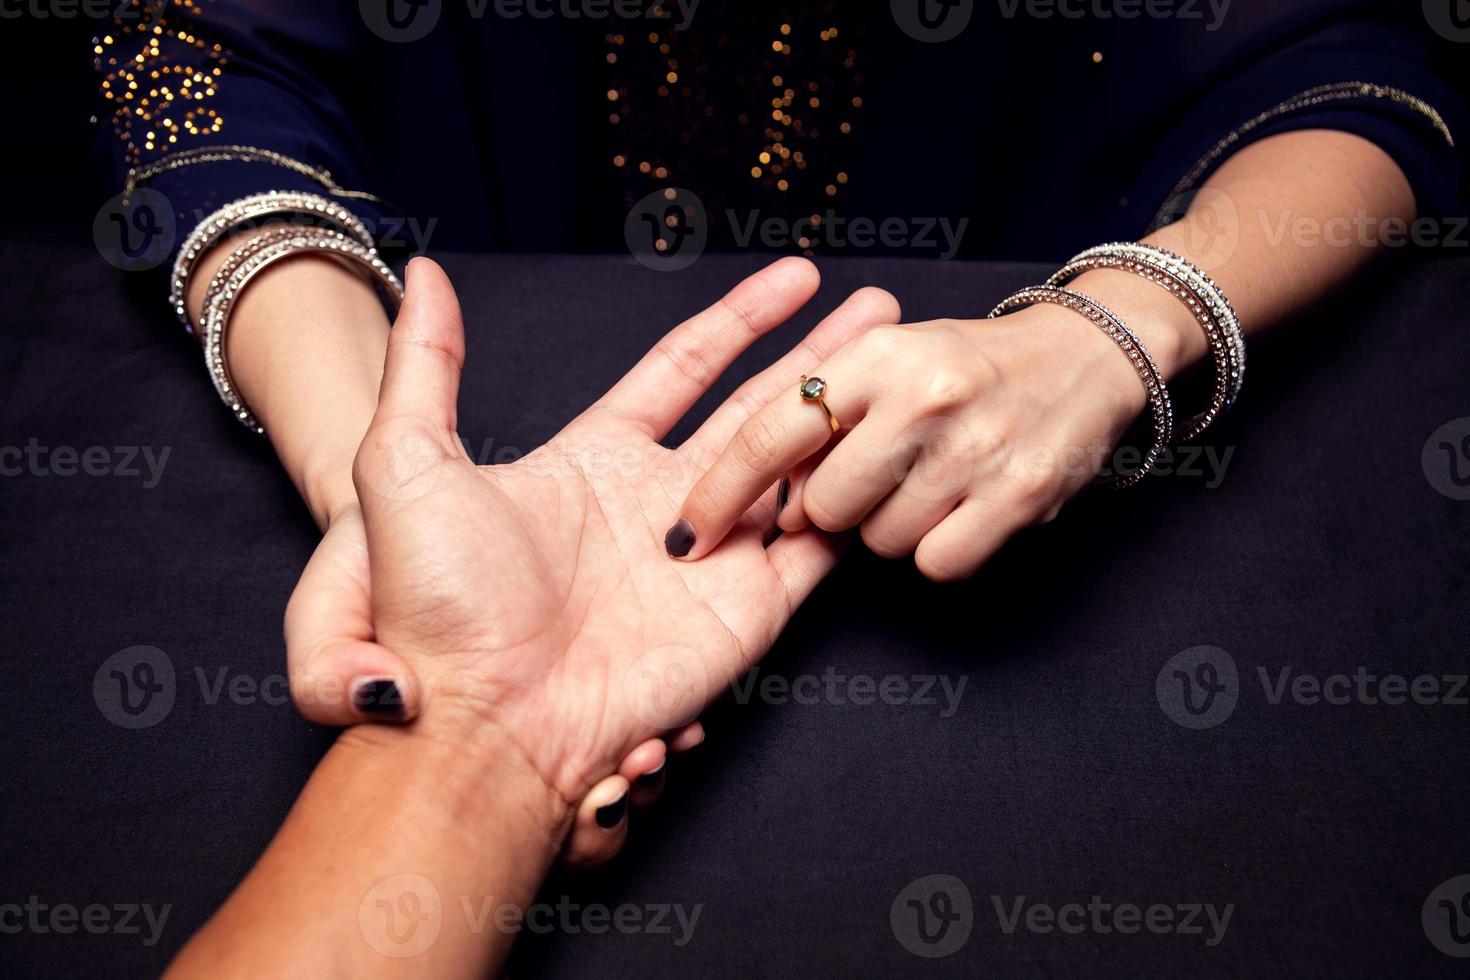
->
[91,0,1467,268]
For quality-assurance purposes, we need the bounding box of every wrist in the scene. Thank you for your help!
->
[336,715,575,857]
[198,249,391,530]
[1064,266,1208,382]
[996,302,1156,428]
[304,451,361,528]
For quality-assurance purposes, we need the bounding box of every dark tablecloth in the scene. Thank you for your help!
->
[1,243,1467,978]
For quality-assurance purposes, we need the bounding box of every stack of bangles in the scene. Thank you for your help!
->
[173,191,405,434]
[988,242,1246,489]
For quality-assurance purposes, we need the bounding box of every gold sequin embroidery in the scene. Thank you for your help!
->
[92,0,228,169]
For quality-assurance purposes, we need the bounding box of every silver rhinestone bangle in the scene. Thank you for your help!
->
[200,232,404,434]
[171,191,377,330]
[194,225,332,344]
[1047,243,1241,442]
[988,285,1174,489]
[1067,243,1246,408]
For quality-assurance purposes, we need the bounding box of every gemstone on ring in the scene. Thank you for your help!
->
[800,377,827,400]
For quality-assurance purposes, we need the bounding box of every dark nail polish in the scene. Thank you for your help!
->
[777,475,791,513]
[352,678,407,721]
[636,761,666,789]
[664,518,695,558]
[595,795,628,829]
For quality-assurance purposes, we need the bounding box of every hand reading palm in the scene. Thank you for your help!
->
[291,257,898,814]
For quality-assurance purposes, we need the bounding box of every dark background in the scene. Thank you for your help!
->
[3,4,1470,978]
[3,245,1468,977]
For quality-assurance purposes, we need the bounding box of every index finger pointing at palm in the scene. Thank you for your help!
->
[665,343,880,561]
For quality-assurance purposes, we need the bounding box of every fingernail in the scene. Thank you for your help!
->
[664,518,695,559]
[777,475,791,514]
[636,761,666,789]
[595,794,628,829]
[352,678,407,722]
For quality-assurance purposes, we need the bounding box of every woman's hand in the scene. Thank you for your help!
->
[300,255,895,807]
[667,277,1204,582]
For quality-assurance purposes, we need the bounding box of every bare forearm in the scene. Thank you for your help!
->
[187,246,391,528]
[1070,129,1417,384]
[166,724,571,978]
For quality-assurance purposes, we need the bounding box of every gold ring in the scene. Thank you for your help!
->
[799,376,840,433]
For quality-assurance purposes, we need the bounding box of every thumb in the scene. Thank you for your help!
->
[353,256,471,518]
[375,256,467,432]
[284,511,424,724]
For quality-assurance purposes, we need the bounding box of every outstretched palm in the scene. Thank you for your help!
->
[334,257,897,804]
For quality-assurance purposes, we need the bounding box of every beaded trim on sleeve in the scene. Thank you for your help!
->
[1149,82,1455,233]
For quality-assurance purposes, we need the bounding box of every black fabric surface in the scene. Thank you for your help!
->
[1,245,1467,977]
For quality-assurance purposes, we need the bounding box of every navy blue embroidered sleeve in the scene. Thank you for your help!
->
[1122,2,1467,235]
[92,0,393,274]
